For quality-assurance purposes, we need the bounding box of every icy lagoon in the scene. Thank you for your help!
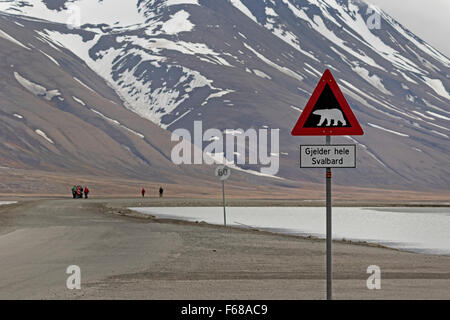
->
[131,206,450,256]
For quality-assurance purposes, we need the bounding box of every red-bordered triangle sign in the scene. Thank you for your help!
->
[291,69,364,136]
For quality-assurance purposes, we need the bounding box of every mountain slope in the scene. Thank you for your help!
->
[0,13,210,185]
[0,0,449,191]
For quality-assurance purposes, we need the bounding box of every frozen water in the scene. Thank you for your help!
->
[0,201,17,205]
[131,206,450,256]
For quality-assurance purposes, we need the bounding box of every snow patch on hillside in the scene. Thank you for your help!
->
[368,123,409,137]
[290,105,302,112]
[34,30,232,126]
[398,71,418,84]
[244,43,303,81]
[282,0,382,70]
[122,36,231,66]
[322,0,423,73]
[253,69,271,80]
[384,13,450,68]
[72,96,86,106]
[39,49,59,66]
[35,129,54,144]
[230,0,257,22]
[265,7,278,17]
[91,109,145,139]
[37,30,98,63]
[14,72,60,100]
[93,46,220,126]
[426,111,450,121]
[266,24,319,62]
[346,136,387,168]
[166,0,199,5]
[422,77,450,100]
[161,10,194,35]
[0,0,147,28]
[0,28,30,50]
[431,130,449,138]
[73,77,97,94]
[352,66,392,95]
[411,111,434,121]
[202,90,235,106]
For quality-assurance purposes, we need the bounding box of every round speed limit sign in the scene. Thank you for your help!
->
[215,165,231,181]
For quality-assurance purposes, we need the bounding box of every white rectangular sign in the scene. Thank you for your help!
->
[300,145,356,168]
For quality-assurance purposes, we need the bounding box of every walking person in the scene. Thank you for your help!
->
[72,185,77,199]
[76,186,82,199]
[141,187,146,198]
[159,186,164,198]
[84,186,90,199]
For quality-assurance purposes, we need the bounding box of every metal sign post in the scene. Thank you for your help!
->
[291,69,364,300]
[326,135,332,300]
[215,165,230,227]
[222,180,226,226]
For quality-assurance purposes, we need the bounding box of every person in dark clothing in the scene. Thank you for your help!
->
[72,186,77,199]
[84,187,90,199]
[159,187,164,198]
[141,187,146,198]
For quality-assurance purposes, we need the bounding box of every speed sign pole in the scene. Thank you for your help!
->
[222,179,226,226]
[215,165,230,227]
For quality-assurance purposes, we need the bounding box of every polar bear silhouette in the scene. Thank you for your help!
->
[313,108,346,126]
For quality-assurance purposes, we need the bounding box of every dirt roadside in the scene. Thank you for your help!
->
[0,198,449,299]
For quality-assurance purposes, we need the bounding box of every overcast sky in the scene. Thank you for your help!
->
[367,0,450,58]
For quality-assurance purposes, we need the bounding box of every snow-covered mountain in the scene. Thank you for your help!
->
[0,0,449,191]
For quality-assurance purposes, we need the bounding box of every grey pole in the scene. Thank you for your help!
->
[222,180,227,227]
[326,135,332,300]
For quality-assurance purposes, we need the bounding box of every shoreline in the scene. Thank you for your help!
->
[3,198,449,257]
[108,202,448,257]
[1,196,450,207]
[87,197,450,208]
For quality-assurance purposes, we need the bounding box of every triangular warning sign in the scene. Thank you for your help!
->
[291,69,364,136]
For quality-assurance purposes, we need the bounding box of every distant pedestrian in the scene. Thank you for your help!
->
[84,187,90,199]
[141,187,146,198]
[76,186,83,199]
[159,186,164,198]
[72,185,76,199]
